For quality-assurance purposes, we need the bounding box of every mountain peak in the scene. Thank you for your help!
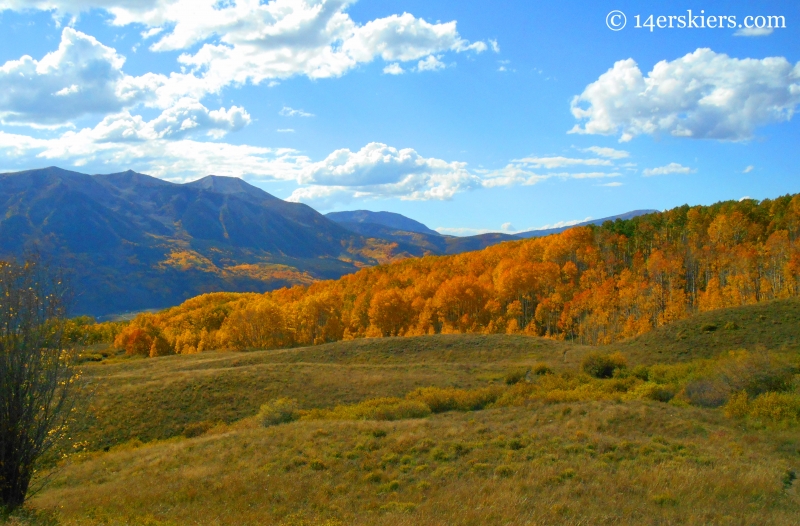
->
[187,175,278,201]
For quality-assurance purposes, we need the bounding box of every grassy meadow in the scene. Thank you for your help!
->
[10,298,800,524]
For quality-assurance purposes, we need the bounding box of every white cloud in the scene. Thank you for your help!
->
[383,63,404,75]
[0,2,489,116]
[98,0,483,88]
[279,106,314,117]
[739,196,752,201]
[512,156,612,169]
[642,163,695,176]
[489,39,500,53]
[570,48,800,142]
[598,182,622,187]
[743,165,754,173]
[435,226,496,236]
[141,27,163,39]
[276,128,295,133]
[582,146,629,159]
[566,172,621,179]
[416,55,445,72]
[0,28,131,124]
[0,27,235,127]
[292,142,482,202]
[734,27,773,37]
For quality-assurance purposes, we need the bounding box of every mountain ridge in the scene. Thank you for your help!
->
[0,167,411,316]
[326,210,441,236]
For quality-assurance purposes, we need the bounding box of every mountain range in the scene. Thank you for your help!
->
[0,167,414,316]
[0,167,656,316]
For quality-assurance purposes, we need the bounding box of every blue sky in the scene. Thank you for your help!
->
[0,0,798,235]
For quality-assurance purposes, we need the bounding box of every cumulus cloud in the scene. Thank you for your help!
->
[39,0,486,89]
[0,28,131,124]
[582,146,629,159]
[743,165,754,173]
[642,163,695,176]
[417,55,445,72]
[570,48,800,142]
[292,142,483,202]
[0,26,242,127]
[383,63,404,75]
[0,1,489,120]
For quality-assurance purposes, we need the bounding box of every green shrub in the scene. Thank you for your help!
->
[683,379,728,408]
[724,391,800,423]
[783,469,797,490]
[258,398,300,427]
[494,464,515,477]
[505,368,529,385]
[309,459,327,471]
[304,398,430,421]
[406,386,502,412]
[701,323,717,332]
[629,365,650,381]
[532,363,554,376]
[581,352,627,379]
[748,392,800,422]
[630,382,675,403]
[721,351,794,397]
[182,421,214,438]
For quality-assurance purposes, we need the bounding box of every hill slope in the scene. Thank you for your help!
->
[74,298,800,452]
[331,220,521,256]
[26,299,800,525]
[326,210,441,236]
[0,167,415,316]
[327,210,521,256]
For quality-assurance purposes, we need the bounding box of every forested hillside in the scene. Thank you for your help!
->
[110,193,800,356]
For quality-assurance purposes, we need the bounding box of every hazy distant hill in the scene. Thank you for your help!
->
[327,210,521,255]
[327,209,656,255]
[0,167,411,316]
[515,210,658,238]
[326,210,441,236]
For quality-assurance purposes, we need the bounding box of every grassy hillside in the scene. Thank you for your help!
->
[74,335,586,451]
[35,403,799,525]
[71,298,800,452]
[11,299,799,524]
[607,296,800,364]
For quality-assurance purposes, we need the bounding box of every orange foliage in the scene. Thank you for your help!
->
[113,193,800,354]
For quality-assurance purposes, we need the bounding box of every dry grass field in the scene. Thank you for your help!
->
[7,298,800,525]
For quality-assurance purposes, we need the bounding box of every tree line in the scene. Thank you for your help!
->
[110,194,800,356]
